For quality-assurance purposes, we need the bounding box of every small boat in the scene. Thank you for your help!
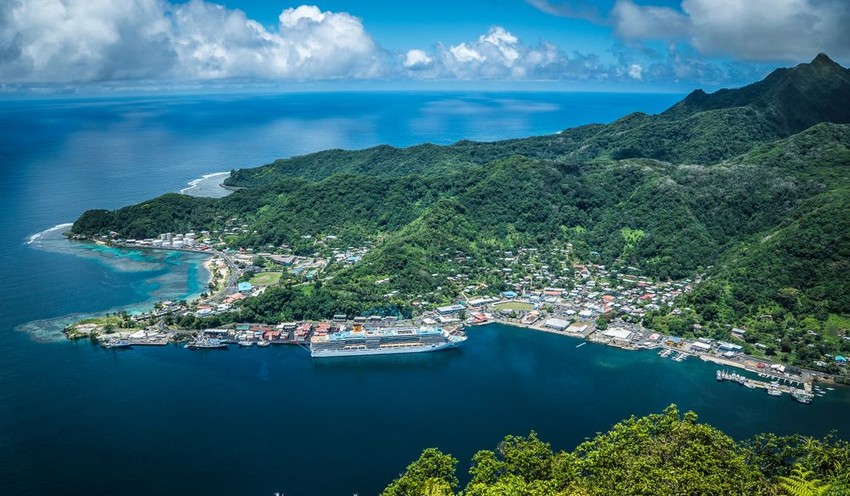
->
[827,387,835,391]
[791,390,813,404]
[767,387,783,396]
[257,340,270,347]
[238,340,254,347]
[102,339,131,349]
[575,342,586,348]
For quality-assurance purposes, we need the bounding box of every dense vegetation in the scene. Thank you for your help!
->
[71,54,850,369]
[382,406,850,495]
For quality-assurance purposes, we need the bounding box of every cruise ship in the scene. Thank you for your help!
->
[309,325,466,358]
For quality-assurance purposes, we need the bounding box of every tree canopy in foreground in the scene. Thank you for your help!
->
[382,405,850,495]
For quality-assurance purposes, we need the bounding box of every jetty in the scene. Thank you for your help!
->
[716,369,814,402]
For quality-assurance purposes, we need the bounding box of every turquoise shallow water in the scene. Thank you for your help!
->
[2,91,849,495]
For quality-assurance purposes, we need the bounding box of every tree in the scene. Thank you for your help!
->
[381,448,458,496]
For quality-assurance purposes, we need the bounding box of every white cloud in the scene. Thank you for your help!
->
[403,49,433,69]
[3,0,837,87]
[0,0,385,82]
[449,43,485,64]
[611,0,690,39]
[528,0,850,62]
[681,0,850,61]
[0,0,175,81]
[609,0,849,61]
[424,26,574,80]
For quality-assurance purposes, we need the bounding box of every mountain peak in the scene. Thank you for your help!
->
[664,54,850,135]
[812,52,838,66]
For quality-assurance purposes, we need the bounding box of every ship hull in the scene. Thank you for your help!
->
[311,339,462,358]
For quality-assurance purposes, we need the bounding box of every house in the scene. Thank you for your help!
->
[690,341,712,352]
[731,327,747,338]
[468,297,497,307]
[717,341,743,353]
[603,328,632,341]
[437,304,465,315]
[544,318,569,331]
[566,324,588,334]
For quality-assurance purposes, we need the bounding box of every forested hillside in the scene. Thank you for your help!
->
[71,54,850,369]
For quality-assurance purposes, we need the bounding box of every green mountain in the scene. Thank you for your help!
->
[71,54,850,370]
[667,53,850,135]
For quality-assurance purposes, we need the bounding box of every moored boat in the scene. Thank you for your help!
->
[184,337,228,350]
[102,339,131,349]
[791,390,813,404]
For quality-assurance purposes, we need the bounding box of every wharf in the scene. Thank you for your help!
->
[716,369,811,398]
[128,336,170,346]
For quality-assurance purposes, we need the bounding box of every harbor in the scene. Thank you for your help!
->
[716,369,814,403]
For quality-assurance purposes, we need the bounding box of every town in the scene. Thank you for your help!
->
[63,227,837,404]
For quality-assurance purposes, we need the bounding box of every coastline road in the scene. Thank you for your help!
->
[207,251,239,304]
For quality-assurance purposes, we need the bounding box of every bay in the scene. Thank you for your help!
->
[2,91,848,496]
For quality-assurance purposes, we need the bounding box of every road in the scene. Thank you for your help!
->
[207,250,240,304]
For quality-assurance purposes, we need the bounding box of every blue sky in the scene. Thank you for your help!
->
[1,0,848,93]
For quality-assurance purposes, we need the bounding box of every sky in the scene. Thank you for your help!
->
[1,0,849,93]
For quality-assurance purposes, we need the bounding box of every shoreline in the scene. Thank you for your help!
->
[477,317,833,388]
[179,171,234,198]
[42,237,837,394]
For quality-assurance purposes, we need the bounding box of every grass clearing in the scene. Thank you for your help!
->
[493,301,534,311]
[249,271,283,286]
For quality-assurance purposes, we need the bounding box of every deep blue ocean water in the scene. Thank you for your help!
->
[2,91,849,495]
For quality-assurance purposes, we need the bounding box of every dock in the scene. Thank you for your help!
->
[716,369,814,402]
[128,336,170,346]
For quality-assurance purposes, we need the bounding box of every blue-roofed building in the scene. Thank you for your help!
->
[237,282,253,293]
[501,291,518,299]
[836,355,847,364]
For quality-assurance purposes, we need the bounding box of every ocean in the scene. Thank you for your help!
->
[2,91,849,495]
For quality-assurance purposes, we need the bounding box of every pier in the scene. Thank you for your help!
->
[716,369,813,402]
